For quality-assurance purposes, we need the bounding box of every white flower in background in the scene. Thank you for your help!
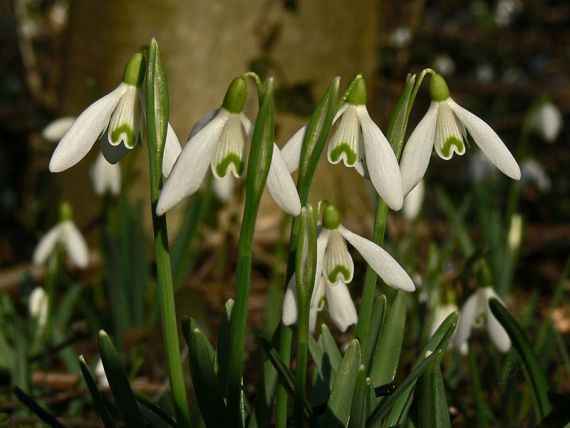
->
[48,52,181,176]
[400,73,521,195]
[29,287,48,330]
[521,159,551,192]
[390,26,412,48]
[454,286,511,353]
[281,78,404,211]
[432,54,455,76]
[95,358,109,388]
[91,153,121,196]
[476,64,495,84]
[495,0,522,26]
[282,205,415,333]
[533,101,563,143]
[507,213,523,252]
[33,202,89,268]
[403,180,425,220]
[157,77,300,216]
[469,151,498,184]
[42,117,75,142]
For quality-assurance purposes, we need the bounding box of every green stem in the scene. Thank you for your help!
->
[145,39,191,428]
[294,300,310,428]
[468,348,489,428]
[275,326,292,428]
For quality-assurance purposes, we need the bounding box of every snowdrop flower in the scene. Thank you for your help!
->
[42,117,75,142]
[282,205,415,332]
[400,73,521,195]
[507,214,523,252]
[29,287,48,331]
[48,52,181,176]
[281,78,404,210]
[402,180,425,220]
[157,76,300,216]
[33,202,89,268]
[521,158,551,192]
[91,153,121,196]
[454,286,511,353]
[95,358,109,388]
[533,101,563,143]
[432,54,455,76]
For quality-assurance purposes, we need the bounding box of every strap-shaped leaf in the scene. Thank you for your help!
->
[181,317,227,427]
[134,390,177,427]
[411,365,451,428]
[489,298,552,421]
[364,295,386,370]
[348,365,368,428]
[98,330,145,427]
[216,298,234,395]
[386,73,416,157]
[323,339,362,427]
[320,324,342,379]
[13,386,65,428]
[78,355,116,428]
[369,292,406,385]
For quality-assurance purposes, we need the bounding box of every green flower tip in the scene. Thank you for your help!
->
[223,76,247,113]
[322,204,341,230]
[347,75,367,105]
[59,201,73,221]
[122,52,146,87]
[430,73,450,102]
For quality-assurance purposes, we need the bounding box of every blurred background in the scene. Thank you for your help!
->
[0,0,569,426]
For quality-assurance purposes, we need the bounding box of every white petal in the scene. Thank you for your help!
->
[33,225,63,265]
[433,102,465,160]
[240,113,253,139]
[448,99,521,180]
[323,229,354,283]
[49,84,127,172]
[400,102,439,195]
[339,225,415,292]
[402,180,425,220]
[162,123,182,177]
[309,277,326,333]
[314,229,331,284]
[213,174,234,201]
[91,153,121,196]
[453,291,481,351]
[535,102,563,142]
[281,125,305,173]
[156,111,228,215]
[29,287,48,329]
[107,85,142,149]
[266,144,301,216]
[61,221,89,268]
[325,281,357,332]
[327,105,361,167]
[42,117,75,142]
[357,106,404,210]
[482,288,511,352]
[282,276,298,326]
[211,114,245,178]
[188,110,219,140]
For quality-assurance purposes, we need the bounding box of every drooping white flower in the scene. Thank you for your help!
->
[48,52,181,177]
[507,213,523,252]
[42,117,75,142]
[400,73,521,195]
[282,205,415,333]
[402,180,425,220]
[91,153,121,196]
[454,287,511,353]
[533,101,563,143]
[95,358,109,388]
[157,77,301,216]
[521,158,551,192]
[29,287,48,330]
[280,78,404,210]
[33,203,89,268]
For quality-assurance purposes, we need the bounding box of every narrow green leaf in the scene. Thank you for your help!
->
[411,365,451,428]
[52,285,82,332]
[320,324,342,378]
[78,355,116,428]
[489,298,552,421]
[98,330,145,427]
[323,339,361,427]
[309,335,331,406]
[386,73,416,157]
[348,365,367,428]
[134,390,177,427]
[13,387,65,428]
[364,294,386,370]
[181,318,227,427]
[369,292,406,385]
[217,298,234,395]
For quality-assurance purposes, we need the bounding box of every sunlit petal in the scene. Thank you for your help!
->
[266,144,302,216]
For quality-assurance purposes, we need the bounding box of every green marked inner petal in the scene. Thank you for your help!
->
[110,124,136,149]
[440,136,464,159]
[330,142,358,166]
[328,265,351,283]
[215,153,244,178]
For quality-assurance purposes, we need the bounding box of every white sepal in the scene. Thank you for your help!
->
[325,280,358,332]
[91,153,121,196]
[42,117,75,142]
[281,125,305,173]
[453,291,480,352]
[61,221,89,268]
[403,180,425,220]
[33,225,63,265]
[49,84,127,172]
[162,123,182,177]
[482,288,511,353]
[266,144,302,216]
[29,287,48,330]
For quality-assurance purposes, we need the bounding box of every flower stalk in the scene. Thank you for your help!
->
[145,39,192,428]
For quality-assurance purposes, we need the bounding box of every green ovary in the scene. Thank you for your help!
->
[330,143,357,166]
[111,125,136,148]
[440,136,464,159]
[215,154,244,177]
[328,265,351,283]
